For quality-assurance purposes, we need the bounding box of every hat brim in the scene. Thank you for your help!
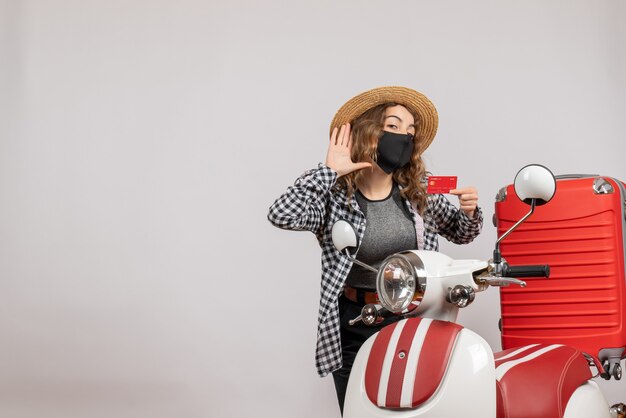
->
[329,86,439,152]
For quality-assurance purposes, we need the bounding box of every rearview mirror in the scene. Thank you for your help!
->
[331,220,377,274]
[331,220,358,252]
[514,164,556,206]
[494,164,557,264]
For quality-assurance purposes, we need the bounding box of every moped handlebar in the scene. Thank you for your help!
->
[503,264,550,278]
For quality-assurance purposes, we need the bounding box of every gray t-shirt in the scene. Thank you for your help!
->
[344,183,417,290]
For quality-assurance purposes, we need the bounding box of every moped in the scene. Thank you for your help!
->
[332,164,626,418]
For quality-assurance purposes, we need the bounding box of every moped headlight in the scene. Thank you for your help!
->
[376,251,427,313]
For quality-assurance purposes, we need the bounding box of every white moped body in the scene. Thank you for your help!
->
[346,324,496,417]
[343,251,613,418]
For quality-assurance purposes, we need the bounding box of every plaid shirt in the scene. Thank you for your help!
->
[267,164,483,377]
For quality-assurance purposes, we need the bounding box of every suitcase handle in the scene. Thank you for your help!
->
[555,174,599,179]
[503,264,550,278]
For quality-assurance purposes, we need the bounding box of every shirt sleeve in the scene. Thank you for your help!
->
[427,193,483,244]
[267,164,338,236]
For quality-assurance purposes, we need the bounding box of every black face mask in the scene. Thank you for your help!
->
[376,131,414,174]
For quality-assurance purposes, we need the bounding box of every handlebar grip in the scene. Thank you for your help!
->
[503,265,550,278]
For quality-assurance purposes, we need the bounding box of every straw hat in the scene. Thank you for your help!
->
[329,86,439,151]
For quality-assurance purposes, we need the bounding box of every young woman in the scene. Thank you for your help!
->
[267,86,483,415]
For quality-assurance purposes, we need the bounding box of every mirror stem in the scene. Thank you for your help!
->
[495,199,537,259]
[344,249,378,273]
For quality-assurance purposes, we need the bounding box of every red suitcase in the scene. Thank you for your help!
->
[495,174,626,378]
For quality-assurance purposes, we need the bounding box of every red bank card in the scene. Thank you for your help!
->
[427,176,458,194]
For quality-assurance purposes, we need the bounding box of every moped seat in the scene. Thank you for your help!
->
[495,344,592,418]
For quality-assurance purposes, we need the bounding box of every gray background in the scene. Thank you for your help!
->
[1,0,625,417]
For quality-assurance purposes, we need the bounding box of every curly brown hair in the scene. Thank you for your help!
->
[336,103,428,214]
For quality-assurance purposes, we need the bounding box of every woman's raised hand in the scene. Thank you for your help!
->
[325,123,372,178]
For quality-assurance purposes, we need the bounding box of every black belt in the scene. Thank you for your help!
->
[343,286,378,305]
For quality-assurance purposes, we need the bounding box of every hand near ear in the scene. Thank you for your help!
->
[326,123,372,178]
